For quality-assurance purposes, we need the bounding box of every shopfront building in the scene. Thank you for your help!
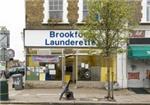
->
[24,30,117,88]
[24,0,142,88]
[127,31,150,88]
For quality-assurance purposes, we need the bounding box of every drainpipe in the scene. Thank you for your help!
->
[62,49,65,87]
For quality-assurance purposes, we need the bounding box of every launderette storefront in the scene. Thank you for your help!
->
[127,45,150,88]
[24,30,117,88]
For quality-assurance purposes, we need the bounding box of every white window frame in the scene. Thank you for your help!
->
[78,0,83,23]
[78,0,88,23]
[141,0,150,23]
[43,0,68,24]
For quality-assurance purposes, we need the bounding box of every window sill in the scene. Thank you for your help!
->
[42,22,69,25]
[42,22,87,25]
[140,21,150,25]
[76,22,86,25]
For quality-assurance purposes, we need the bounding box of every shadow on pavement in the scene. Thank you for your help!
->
[128,88,150,94]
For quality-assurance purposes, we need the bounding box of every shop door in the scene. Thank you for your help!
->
[143,70,150,88]
[65,55,76,83]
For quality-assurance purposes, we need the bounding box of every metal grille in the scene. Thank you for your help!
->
[90,66,100,81]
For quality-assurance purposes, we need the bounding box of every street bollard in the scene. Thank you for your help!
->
[0,71,9,101]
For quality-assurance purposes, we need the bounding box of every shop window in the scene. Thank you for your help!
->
[26,55,62,81]
[78,55,100,81]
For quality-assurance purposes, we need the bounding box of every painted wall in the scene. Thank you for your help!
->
[117,53,127,88]
[101,55,117,82]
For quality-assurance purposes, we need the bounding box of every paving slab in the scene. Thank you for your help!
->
[1,79,150,105]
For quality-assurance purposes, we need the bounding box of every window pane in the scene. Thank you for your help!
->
[148,0,150,5]
[83,0,88,20]
[54,5,58,10]
[83,11,88,19]
[78,55,100,81]
[147,7,150,21]
[59,6,63,10]
[49,0,63,20]
[49,0,53,5]
[54,0,58,5]
[49,6,53,10]
[49,11,62,19]
[59,0,63,5]
[83,0,88,10]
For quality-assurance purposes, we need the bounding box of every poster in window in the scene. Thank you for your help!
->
[146,70,150,79]
[48,64,55,69]
[39,72,45,81]
[81,63,85,68]
[85,64,89,69]
[128,72,140,80]
[49,70,56,75]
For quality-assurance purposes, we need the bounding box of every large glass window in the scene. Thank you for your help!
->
[49,0,63,20]
[26,48,62,81]
[78,55,100,81]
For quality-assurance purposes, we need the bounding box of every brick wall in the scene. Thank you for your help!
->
[129,0,142,23]
[25,0,142,29]
[26,0,44,28]
[67,0,78,24]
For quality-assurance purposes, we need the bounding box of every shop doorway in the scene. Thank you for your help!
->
[65,55,76,83]
[127,59,150,88]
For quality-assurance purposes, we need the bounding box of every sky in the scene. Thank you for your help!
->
[0,0,25,61]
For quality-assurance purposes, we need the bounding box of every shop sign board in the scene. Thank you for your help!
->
[32,55,59,63]
[0,30,10,48]
[24,30,96,47]
[128,72,140,80]
[129,30,145,38]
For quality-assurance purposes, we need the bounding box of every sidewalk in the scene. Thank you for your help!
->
[1,79,150,105]
[1,86,150,104]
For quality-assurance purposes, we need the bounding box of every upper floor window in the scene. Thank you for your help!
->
[147,0,150,21]
[43,0,68,24]
[49,0,63,20]
[78,0,88,23]
[83,0,88,20]
[141,0,150,23]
